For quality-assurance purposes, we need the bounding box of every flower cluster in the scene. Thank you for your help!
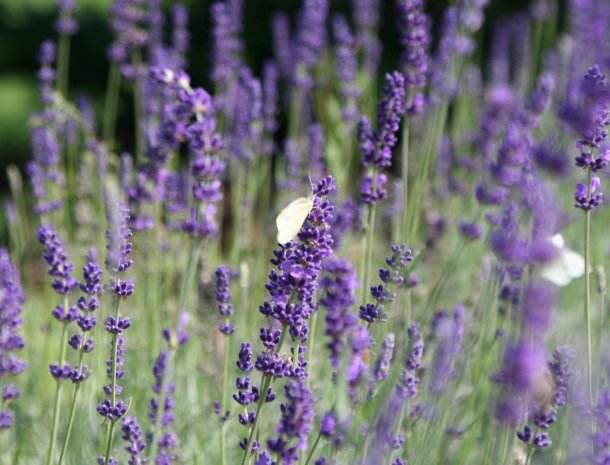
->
[150,68,225,239]
[359,244,413,324]
[332,14,359,124]
[0,249,26,430]
[294,0,328,89]
[215,265,235,335]
[257,176,337,379]
[397,0,429,114]
[107,0,148,79]
[267,380,315,464]
[429,305,465,395]
[319,257,358,370]
[560,66,610,212]
[359,72,407,205]
[55,0,79,36]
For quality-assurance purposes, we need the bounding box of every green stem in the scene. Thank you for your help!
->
[103,63,121,148]
[303,430,323,465]
[306,312,318,386]
[56,31,71,98]
[179,239,201,312]
[102,297,121,465]
[57,346,86,465]
[239,375,272,465]
[220,335,230,465]
[360,203,377,305]
[584,168,593,403]
[401,120,410,244]
[45,297,70,465]
[131,49,145,165]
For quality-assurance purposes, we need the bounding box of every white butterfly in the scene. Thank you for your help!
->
[540,234,585,287]
[275,196,314,245]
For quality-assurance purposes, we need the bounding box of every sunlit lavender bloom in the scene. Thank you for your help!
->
[258,176,336,366]
[319,257,358,369]
[429,305,465,395]
[267,380,314,464]
[36,40,57,104]
[294,0,328,89]
[262,61,279,156]
[359,72,407,205]
[121,416,146,464]
[150,68,225,239]
[0,249,26,430]
[37,225,79,295]
[397,0,429,114]
[359,244,412,324]
[107,0,148,79]
[333,14,359,124]
[216,265,234,335]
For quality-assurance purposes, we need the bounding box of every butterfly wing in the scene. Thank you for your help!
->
[276,196,314,244]
[560,248,585,279]
[540,256,574,287]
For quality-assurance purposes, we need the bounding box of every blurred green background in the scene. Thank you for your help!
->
[0,0,540,185]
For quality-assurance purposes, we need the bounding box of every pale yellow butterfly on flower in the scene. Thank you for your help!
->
[275,195,314,245]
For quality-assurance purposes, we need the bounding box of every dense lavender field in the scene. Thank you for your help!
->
[2,0,610,464]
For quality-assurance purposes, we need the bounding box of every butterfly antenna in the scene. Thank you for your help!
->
[307,172,315,193]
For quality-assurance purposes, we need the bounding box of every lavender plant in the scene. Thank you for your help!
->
[5,2,610,465]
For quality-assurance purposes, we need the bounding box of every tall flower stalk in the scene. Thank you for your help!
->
[559,65,610,402]
[37,226,78,465]
[357,72,406,304]
[97,199,135,465]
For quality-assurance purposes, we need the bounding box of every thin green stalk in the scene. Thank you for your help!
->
[220,335,230,465]
[239,375,272,465]
[57,350,85,465]
[303,430,323,465]
[359,203,377,305]
[131,50,145,165]
[45,297,70,465]
[102,297,121,465]
[401,111,411,244]
[57,31,71,98]
[584,168,593,403]
[306,312,318,386]
[103,63,121,148]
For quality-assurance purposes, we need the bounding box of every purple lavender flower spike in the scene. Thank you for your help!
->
[352,0,381,74]
[319,257,358,369]
[397,0,430,114]
[121,416,147,463]
[267,379,314,464]
[294,0,329,89]
[256,176,336,380]
[262,61,279,156]
[107,0,148,79]
[429,305,464,395]
[0,249,26,430]
[55,0,79,35]
[333,15,360,124]
[372,334,395,387]
[37,225,79,295]
[359,72,406,206]
[574,176,604,211]
[216,265,235,335]
[272,14,293,79]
